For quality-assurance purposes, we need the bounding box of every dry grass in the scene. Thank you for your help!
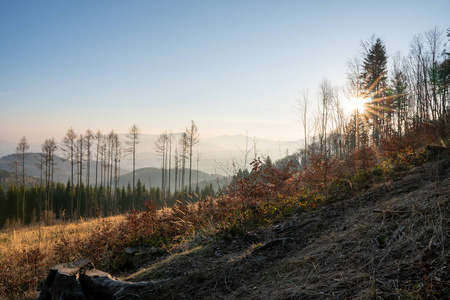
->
[248,161,450,299]
[0,215,125,299]
[112,160,450,300]
[2,155,448,299]
[0,215,125,252]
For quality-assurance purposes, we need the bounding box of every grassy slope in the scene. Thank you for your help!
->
[0,215,125,299]
[118,159,450,299]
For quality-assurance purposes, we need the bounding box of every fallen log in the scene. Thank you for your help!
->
[80,269,159,298]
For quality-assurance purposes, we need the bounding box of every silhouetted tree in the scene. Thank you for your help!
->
[15,136,29,222]
[185,121,199,194]
[296,91,310,165]
[179,132,189,192]
[361,37,388,145]
[126,124,140,210]
[154,132,168,201]
[42,138,57,224]
[94,130,102,213]
[84,129,94,216]
[61,127,77,218]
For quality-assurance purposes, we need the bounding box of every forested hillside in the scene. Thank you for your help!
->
[0,22,449,299]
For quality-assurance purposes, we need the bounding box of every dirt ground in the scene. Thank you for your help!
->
[116,159,450,299]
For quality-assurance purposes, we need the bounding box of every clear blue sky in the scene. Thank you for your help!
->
[1,0,448,144]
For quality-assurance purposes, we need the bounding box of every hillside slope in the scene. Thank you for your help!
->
[117,159,450,299]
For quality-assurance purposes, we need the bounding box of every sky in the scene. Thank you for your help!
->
[1,0,449,145]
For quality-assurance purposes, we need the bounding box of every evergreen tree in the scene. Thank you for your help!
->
[438,28,450,119]
[361,37,388,145]
[0,185,5,227]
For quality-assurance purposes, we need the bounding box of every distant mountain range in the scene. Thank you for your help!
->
[120,167,224,191]
[117,133,302,174]
[0,153,224,191]
[0,134,302,182]
[0,153,102,186]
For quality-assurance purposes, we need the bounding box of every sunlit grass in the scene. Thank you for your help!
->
[0,215,125,256]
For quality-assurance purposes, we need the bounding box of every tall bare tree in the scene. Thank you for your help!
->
[94,131,102,213]
[174,145,179,194]
[15,136,29,223]
[179,133,189,192]
[113,133,122,203]
[84,129,94,216]
[99,140,107,215]
[296,91,310,165]
[168,131,173,195]
[331,90,347,159]
[318,79,334,156]
[185,121,200,194]
[34,153,45,223]
[425,27,445,120]
[390,52,409,136]
[76,134,83,217]
[154,132,168,201]
[41,138,57,224]
[126,124,140,210]
[196,147,201,191]
[61,127,77,219]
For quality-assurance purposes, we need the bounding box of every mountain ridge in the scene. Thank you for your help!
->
[0,134,303,175]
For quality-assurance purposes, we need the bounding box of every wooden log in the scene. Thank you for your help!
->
[38,258,168,300]
[80,269,151,296]
[37,259,92,300]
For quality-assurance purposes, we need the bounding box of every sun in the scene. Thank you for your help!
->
[345,97,369,114]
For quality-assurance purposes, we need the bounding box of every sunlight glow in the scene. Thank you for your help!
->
[346,97,370,114]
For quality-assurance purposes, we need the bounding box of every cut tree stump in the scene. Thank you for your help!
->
[37,259,92,300]
[37,259,167,300]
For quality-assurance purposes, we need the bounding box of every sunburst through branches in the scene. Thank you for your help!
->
[347,73,408,145]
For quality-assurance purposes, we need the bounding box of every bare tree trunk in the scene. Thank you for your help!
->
[62,128,76,219]
[84,130,93,217]
[94,131,102,215]
[78,134,83,218]
[168,132,172,197]
[15,136,29,223]
[185,121,200,195]
[126,125,140,210]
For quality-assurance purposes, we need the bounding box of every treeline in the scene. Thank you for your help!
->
[0,178,216,229]
[220,30,450,235]
[297,27,449,170]
[2,121,211,227]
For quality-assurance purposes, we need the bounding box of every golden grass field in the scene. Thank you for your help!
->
[0,215,125,255]
[0,215,126,299]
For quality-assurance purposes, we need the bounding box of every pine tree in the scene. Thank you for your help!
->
[361,37,388,145]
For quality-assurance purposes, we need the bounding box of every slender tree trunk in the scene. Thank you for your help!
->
[168,133,172,196]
